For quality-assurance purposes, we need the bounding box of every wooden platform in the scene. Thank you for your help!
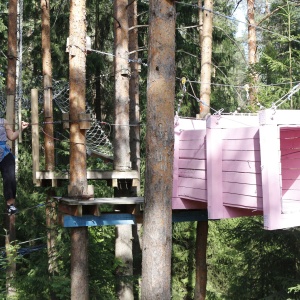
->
[55,196,144,205]
[37,170,140,180]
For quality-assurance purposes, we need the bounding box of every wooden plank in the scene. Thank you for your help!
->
[172,197,207,209]
[178,159,206,170]
[223,193,263,210]
[260,109,300,125]
[223,182,262,198]
[178,186,207,201]
[223,171,262,185]
[222,127,259,140]
[179,129,206,141]
[55,196,144,205]
[207,115,258,129]
[282,179,300,190]
[281,158,300,169]
[280,149,300,158]
[178,177,206,189]
[280,138,300,149]
[222,138,260,151]
[63,214,136,227]
[280,128,300,138]
[281,169,300,180]
[206,127,223,219]
[223,150,261,162]
[37,170,140,180]
[281,189,300,200]
[222,160,261,173]
[179,139,205,150]
[176,117,206,131]
[178,169,206,180]
[179,148,206,159]
[259,123,283,230]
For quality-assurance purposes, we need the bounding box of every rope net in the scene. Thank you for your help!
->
[0,79,114,160]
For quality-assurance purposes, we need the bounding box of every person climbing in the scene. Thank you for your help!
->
[0,119,29,215]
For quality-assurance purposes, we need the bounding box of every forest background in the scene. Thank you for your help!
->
[1,0,300,299]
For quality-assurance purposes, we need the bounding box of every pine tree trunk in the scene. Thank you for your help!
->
[199,0,213,118]
[247,0,258,105]
[141,1,176,299]
[69,0,89,299]
[41,3,58,298]
[114,1,133,299]
[194,221,208,300]
[128,1,142,297]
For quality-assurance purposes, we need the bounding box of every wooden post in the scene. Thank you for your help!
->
[114,0,133,299]
[141,1,176,299]
[69,0,90,299]
[31,89,40,186]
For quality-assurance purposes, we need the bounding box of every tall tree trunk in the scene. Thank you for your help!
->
[141,1,176,299]
[199,0,213,118]
[6,0,18,296]
[195,2,211,299]
[194,222,208,300]
[247,0,258,105]
[69,0,89,299]
[41,2,58,299]
[114,1,133,299]
[94,2,102,121]
[128,1,142,298]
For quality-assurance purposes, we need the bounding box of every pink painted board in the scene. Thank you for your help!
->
[223,182,263,198]
[222,160,261,173]
[222,139,260,151]
[223,171,262,185]
[178,169,206,180]
[178,159,206,170]
[172,197,207,209]
[178,186,207,201]
[179,149,206,160]
[259,124,282,230]
[223,193,263,210]
[223,150,261,162]
[178,177,206,189]
[206,126,224,219]
[282,179,300,190]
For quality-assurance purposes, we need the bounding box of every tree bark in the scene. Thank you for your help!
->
[69,0,89,299]
[141,1,176,299]
[114,1,133,299]
[41,4,58,298]
[114,0,130,172]
[128,1,142,298]
[199,0,213,118]
[194,221,208,300]
[247,0,258,105]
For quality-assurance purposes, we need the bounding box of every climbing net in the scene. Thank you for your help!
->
[51,79,114,159]
[0,79,114,160]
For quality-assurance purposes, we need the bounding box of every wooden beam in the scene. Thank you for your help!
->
[54,196,144,205]
[36,170,140,180]
[63,214,135,227]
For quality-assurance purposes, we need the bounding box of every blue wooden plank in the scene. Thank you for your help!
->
[63,210,208,227]
[172,210,208,223]
[63,214,135,227]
